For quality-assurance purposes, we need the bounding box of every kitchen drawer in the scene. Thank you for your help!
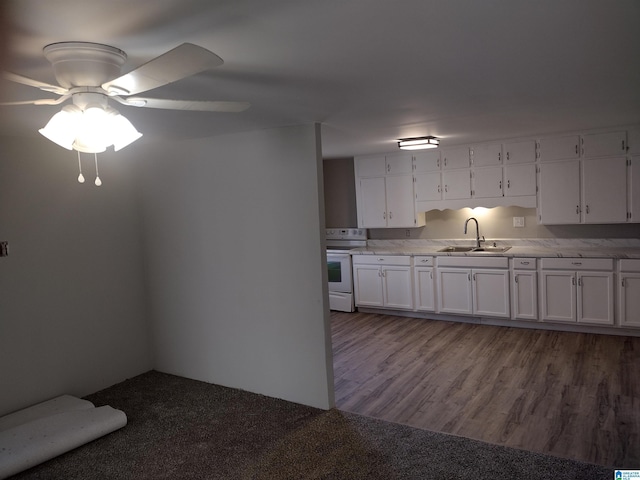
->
[512,258,536,270]
[436,256,508,268]
[540,257,613,271]
[414,256,434,267]
[619,259,640,272]
[352,255,411,266]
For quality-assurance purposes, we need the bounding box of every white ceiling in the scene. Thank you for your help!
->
[2,0,640,158]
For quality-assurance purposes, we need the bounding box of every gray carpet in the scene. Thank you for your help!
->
[9,371,612,479]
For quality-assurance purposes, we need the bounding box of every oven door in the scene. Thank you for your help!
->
[327,251,352,293]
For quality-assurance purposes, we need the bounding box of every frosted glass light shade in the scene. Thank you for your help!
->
[38,105,82,150]
[398,136,440,150]
[39,104,142,153]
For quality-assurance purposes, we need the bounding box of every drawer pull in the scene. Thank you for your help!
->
[421,259,429,263]
[378,258,385,261]
[521,261,530,265]
[571,261,582,266]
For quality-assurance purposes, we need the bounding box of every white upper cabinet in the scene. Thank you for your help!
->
[385,153,414,175]
[413,150,441,173]
[538,135,580,162]
[538,160,581,224]
[470,143,502,167]
[415,172,443,202]
[581,156,627,223]
[441,146,470,170]
[581,131,627,158]
[355,155,386,177]
[504,163,537,197]
[504,140,536,164]
[442,169,471,200]
[472,166,503,199]
[628,126,640,154]
[630,156,640,222]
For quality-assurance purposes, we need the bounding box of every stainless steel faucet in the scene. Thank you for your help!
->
[464,217,483,248]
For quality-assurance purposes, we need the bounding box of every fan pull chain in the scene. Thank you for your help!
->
[94,153,102,186]
[77,151,85,184]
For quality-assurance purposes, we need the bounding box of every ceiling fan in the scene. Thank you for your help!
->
[1,41,250,153]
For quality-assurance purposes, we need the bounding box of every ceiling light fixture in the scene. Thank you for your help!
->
[398,136,440,150]
[38,92,142,185]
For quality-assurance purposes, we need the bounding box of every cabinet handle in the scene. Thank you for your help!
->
[389,211,393,219]
[506,151,510,161]
[622,278,626,287]
[387,164,391,173]
[521,261,530,265]
[586,205,590,214]
[378,258,385,262]
[578,277,582,286]
[572,277,576,285]
[444,158,447,167]
[468,273,471,281]
[575,144,578,154]
[507,179,510,189]
[382,270,386,277]
[437,158,440,168]
[437,184,441,193]
[430,271,433,279]
[498,151,502,163]
[571,261,582,266]
[576,205,580,214]
[515,275,519,283]
[499,180,502,190]
[383,211,386,219]
[421,259,429,263]
[445,185,449,192]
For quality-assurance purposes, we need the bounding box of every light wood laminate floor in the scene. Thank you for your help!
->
[331,311,640,468]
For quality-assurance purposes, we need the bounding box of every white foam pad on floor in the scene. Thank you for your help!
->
[0,395,94,432]
[0,397,127,479]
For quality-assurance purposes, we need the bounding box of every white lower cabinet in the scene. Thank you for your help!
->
[540,258,614,325]
[511,258,538,320]
[413,256,436,312]
[352,255,413,310]
[436,256,509,318]
[619,260,640,328]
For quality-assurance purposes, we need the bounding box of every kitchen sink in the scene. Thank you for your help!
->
[438,246,475,252]
[438,246,511,253]
[472,246,511,252]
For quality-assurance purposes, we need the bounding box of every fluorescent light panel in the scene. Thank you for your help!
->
[398,136,439,150]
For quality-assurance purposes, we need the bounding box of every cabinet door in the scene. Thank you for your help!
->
[441,146,470,170]
[577,272,614,325]
[382,266,413,310]
[538,135,580,162]
[415,172,442,202]
[437,268,473,315]
[385,153,414,175]
[630,156,640,222]
[413,151,441,173]
[541,270,576,322]
[385,175,416,227]
[472,269,510,318]
[505,163,536,197]
[355,155,386,177]
[472,166,503,199]
[504,140,536,164]
[443,169,471,200]
[471,144,502,167]
[581,157,627,223]
[353,265,383,307]
[512,271,538,320]
[581,131,627,158]
[620,273,640,328]
[414,267,436,311]
[358,177,387,228]
[538,161,580,224]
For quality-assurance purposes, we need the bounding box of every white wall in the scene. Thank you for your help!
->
[0,136,152,416]
[137,124,334,410]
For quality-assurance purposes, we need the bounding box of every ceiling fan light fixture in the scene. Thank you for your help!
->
[111,114,143,151]
[38,104,82,150]
[398,136,440,150]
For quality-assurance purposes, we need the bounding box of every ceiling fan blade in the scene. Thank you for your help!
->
[120,97,250,112]
[102,43,224,96]
[3,72,69,95]
[0,95,70,106]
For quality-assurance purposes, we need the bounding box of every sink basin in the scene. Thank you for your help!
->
[438,246,512,253]
[471,246,512,253]
[438,246,475,252]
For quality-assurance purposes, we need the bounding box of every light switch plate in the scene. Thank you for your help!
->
[513,217,525,228]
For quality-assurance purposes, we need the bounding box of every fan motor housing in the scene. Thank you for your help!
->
[43,42,127,88]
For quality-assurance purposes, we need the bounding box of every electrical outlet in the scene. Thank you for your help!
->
[513,217,525,228]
